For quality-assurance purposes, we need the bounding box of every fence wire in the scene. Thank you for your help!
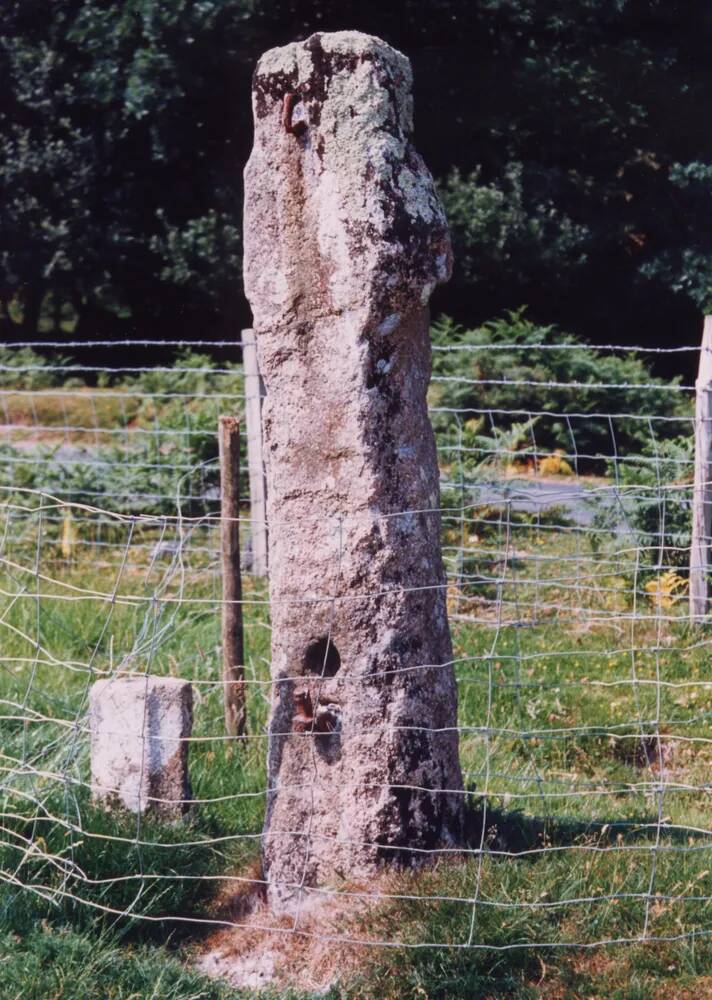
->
[0,335,710,957]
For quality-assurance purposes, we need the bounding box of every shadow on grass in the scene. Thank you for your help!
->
[463,795,705,855]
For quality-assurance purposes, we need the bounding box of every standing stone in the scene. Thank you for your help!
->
[244,30,463,913]
[89,677,193,820]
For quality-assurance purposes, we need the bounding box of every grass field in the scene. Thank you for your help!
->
[1,482,711,999]
[0,337,708,996]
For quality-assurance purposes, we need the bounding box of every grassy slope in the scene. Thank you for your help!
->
[1,498,712,998]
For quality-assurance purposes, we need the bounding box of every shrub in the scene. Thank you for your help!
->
[430,310,690,474]
[0,350,244,516]
[0,346,70,389]
[598,435,694,572]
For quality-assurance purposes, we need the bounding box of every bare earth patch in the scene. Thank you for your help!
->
[194,868,383,994]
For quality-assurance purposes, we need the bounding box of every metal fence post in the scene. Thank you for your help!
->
[242,327,268,577]
[690,315,712,622]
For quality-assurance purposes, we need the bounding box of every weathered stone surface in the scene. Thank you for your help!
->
[89,677,192,820]
[244,30,463,913]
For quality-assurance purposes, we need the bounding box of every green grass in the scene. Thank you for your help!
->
[0,926,235,1000]
[1,499,712,998]
[1,385,711,996]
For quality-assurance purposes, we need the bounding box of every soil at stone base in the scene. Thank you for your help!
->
[192,862,383,994]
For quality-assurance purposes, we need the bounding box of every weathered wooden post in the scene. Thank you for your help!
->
[242,328,269,578]
[219,415,247,737]
[690,316,712,622]
[244,31,463,913]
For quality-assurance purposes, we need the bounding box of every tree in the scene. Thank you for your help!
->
[0,0,251,339]
[1,0,711,347]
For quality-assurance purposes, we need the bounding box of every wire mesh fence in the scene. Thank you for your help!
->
[1,330,711,958]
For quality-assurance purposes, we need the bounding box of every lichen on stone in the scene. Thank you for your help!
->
[244,31,462,916]
[244,30,452,330]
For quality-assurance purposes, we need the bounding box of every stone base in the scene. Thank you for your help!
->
[89,676,193,820]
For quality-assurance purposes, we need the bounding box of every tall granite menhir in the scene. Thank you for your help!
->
[243,30,464,913]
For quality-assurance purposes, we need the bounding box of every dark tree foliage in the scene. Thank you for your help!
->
[0,0,711,352]
[0,0,253,340]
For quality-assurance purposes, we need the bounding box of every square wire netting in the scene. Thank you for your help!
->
[1,335,710,953]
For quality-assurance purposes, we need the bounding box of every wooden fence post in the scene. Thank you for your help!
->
[242,328,268,577]
[690,316,712,622]
[219,415,246,737]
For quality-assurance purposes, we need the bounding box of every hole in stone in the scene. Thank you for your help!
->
[304,637,341,677]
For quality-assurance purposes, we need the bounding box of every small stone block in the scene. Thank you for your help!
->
[89,677,193,820]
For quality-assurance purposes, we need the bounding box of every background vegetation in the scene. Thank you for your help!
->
[1,0,712,356]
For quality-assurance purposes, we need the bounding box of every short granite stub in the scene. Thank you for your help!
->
[89,677,193,820]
